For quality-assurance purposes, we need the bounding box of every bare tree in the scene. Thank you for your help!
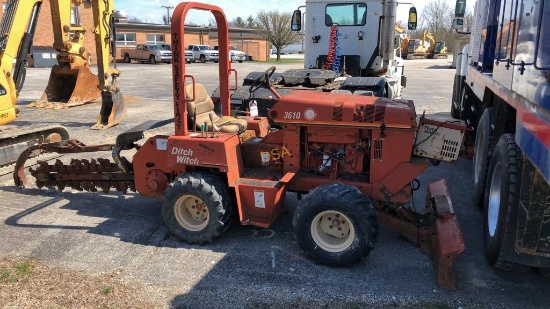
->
[255,10,300,61]
[421,0,457,51]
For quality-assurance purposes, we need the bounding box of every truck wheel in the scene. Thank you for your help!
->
[292,182,378,266]
[238,60,243,63]
[124,54,131,63]
[163,172,233,244]
[200,55,206,63]
[484,134,530,272]
[473,108,494,208]
[149,55,157,64]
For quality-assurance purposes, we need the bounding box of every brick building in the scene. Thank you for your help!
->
[0,0,270,64]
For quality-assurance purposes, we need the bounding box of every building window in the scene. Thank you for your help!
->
[146,34,165,44]
[116,33,136,46]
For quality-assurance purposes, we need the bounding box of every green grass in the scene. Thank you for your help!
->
[100,285,114,295]
[0,261,34,283]
[265,57,304,64]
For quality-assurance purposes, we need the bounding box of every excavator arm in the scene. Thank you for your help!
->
[27,0,126,129]
[90,0,126,129]
[0,0,42,125]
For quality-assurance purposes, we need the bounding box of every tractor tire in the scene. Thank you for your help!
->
[124,54,131,63]
[200,55,206,63]
[292,182,378,266]
[473,108,494,208]
[149,55,157,64]
[483,134,531,273]
[163,172,233,244]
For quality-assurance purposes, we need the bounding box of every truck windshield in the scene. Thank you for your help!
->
[148,45,162,50]
[325,3,367,26]
[199,46,212,50]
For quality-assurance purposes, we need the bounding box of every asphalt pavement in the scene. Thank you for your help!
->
[0,58,549,309]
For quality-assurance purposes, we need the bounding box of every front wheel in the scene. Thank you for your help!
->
[149,55,157,64]
[124,54,131,63]
[484,134,530,272]
[163,172,233,244]
[292,182,378,266]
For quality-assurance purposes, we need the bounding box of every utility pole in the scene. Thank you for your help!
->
[161,5,174,25]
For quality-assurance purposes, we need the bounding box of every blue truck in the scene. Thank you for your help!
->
[452,0,550,274]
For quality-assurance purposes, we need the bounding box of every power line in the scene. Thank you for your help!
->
[161,5,174,24]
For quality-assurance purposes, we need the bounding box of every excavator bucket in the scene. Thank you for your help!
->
[91,90,126,130]
[28,64,101,109]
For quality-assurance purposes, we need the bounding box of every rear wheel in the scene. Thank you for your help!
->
[293,182,378,266]
[149,55,157,64]
[163,172,233,244]
[484,134,530,272]
[124,54,131,63]
[473,108,494,208]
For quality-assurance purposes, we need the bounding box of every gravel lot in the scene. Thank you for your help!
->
[0,58,548,309]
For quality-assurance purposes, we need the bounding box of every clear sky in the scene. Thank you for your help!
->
[114,0,466,26]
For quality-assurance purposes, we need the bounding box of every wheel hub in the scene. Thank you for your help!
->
[488,162,502,237]
[174,194,210,231]
[311,211,354,253]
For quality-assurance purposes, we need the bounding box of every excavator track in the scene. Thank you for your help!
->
[0,124,70,172]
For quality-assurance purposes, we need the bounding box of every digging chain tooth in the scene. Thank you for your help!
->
[117,182,128,194]
[90,159,98,172]
[101,182,110,193]
[57,181,66,191]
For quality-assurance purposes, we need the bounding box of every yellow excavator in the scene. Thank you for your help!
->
[406,30,448,59]
[394,24,410,58]
[0,0,126,168]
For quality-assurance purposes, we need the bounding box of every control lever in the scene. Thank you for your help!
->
[208,113,216,138]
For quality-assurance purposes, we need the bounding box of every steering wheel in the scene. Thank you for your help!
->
[249,66,276,93]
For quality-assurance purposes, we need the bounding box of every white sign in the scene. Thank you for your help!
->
[254,190,266,208]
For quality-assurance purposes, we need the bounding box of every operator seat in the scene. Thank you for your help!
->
[185,83,247,134]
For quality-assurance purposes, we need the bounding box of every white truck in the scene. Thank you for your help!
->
[214,45,247,63]
[187,44,219,63]
[121,44,172,64]
[221,0,416,117]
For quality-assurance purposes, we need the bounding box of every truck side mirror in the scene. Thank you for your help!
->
[291,10,301,32]
[455,0,467,18]
[408,7,417,30]
[452,18,464,30]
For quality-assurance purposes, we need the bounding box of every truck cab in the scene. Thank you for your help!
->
[188,44,219,63]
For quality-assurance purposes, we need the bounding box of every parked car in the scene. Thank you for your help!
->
[159,44,171,50]
[187,44,219,63]
[214,45,247,63]
[121,44,172,64]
